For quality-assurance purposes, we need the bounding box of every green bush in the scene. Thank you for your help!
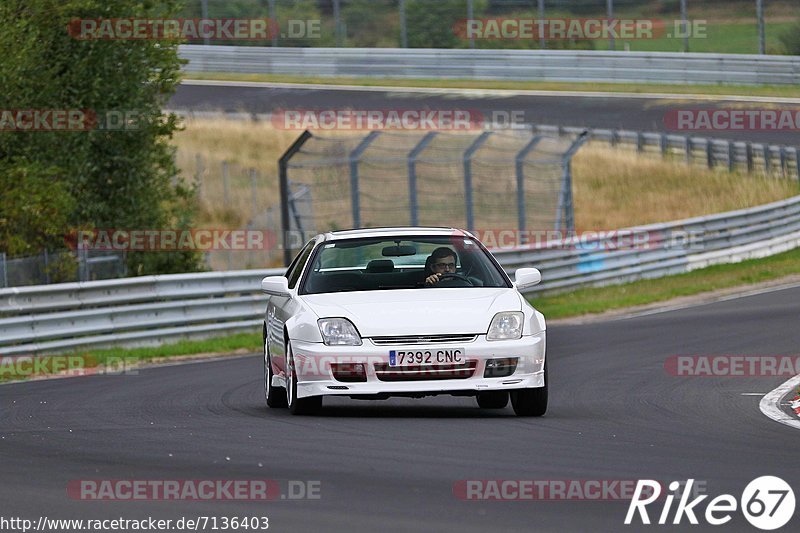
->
[0,161,75,256]
[407,0,486,49]
[343,0,397,48]
[779,22,800,55]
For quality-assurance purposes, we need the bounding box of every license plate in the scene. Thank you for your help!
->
[389,348,465,367]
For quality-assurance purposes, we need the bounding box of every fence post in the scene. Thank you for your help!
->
[348,131,381,229]
[706,139,714,169]
[763,145,771,174]
[222,161,230,205]
[201,0,210,47]
[333,0,343,47]
[796,148,800,183]
[77,243,88,282]
[515,135,543,237]
[556,132,590,233]
[538,0,546,49]
[685,137,692,163]
[636,132,644,153]
[195,154,204,200]
[278,130,313,266]
[43,249,50,284]
[463,132,492,231]
[779,147,787,178]
[728,141,735,172]
[287,182,308,235]
[269,0,278,47]
[121,250,128,278]
[756,0,766,55]
[399,0,408,48]
[680,0,689,52]
[660,133,668,157]
[407,132,438,226]
[0,252,6,288]
[746,142,754,172]
[467,0,475,49]
[250,168,258,218]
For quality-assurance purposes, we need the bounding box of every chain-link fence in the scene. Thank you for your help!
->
[0,250,126,288]
[183,0,796,55]
[184,154,311,270]
[278,129,588,261]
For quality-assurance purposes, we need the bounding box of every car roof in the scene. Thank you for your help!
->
[322,227,469,241]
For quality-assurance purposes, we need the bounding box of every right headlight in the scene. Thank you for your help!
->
[487,311,524,341]
[318,318,362,346]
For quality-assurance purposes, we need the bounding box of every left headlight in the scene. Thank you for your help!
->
[487,311,524,341]
[318,318,362,346]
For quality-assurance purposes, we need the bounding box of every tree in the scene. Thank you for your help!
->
[0,0,201,274]
[407,0,487,49]
[0,161,75,256]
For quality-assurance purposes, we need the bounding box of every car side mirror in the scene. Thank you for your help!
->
[514,268,541,291]
[261,276,290,297]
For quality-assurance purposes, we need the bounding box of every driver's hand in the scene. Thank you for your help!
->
[425,273,441,285]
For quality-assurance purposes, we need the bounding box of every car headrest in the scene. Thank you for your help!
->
[366,259,394,273]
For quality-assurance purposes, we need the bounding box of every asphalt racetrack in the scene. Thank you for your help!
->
[2,285,798,532]
[171,81,800,146]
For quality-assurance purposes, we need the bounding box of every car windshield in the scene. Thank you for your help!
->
[300,235,509,294]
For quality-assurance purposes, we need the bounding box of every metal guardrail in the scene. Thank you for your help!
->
[179,46,800,86]
[2,193,800,355]
[498,194,800,293]
[0,270,283,356]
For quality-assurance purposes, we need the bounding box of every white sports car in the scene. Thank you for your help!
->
[261,227,547,416]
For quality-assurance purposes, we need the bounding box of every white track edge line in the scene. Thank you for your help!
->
[759,373,800,430]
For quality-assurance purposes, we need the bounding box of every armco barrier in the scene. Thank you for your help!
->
[2,194,800,355]
[178,45,800,86]
[0,270,281,356]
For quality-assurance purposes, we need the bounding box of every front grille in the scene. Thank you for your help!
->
[370,334,477,346]
[374,361,477,382]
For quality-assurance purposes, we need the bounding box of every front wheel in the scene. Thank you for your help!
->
[286,342,322,416]
[510,364,548,417]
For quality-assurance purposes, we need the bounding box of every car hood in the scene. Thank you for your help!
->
[301,288,521,337]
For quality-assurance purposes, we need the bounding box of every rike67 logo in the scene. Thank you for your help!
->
[625,477,795,530]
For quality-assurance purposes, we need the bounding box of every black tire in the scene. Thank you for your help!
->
[510,363,548,417]
[286,342,322,416]
[264,330,287,408]
[476,391,509,409]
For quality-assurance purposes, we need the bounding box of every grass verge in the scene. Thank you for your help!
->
[0,333,261,384]
[185,73,800,99]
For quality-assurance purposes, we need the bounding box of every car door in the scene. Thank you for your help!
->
[267,239,316,377]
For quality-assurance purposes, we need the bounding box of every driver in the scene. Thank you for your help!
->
[425,247,458,286]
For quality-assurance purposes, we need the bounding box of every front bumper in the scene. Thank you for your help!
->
[289,332,545,399]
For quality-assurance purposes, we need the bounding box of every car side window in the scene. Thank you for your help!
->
[287,241,315,289]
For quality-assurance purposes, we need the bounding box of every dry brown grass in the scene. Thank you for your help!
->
[174,117,298,227]
[571,144,798,229]
[172,118,798,269]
